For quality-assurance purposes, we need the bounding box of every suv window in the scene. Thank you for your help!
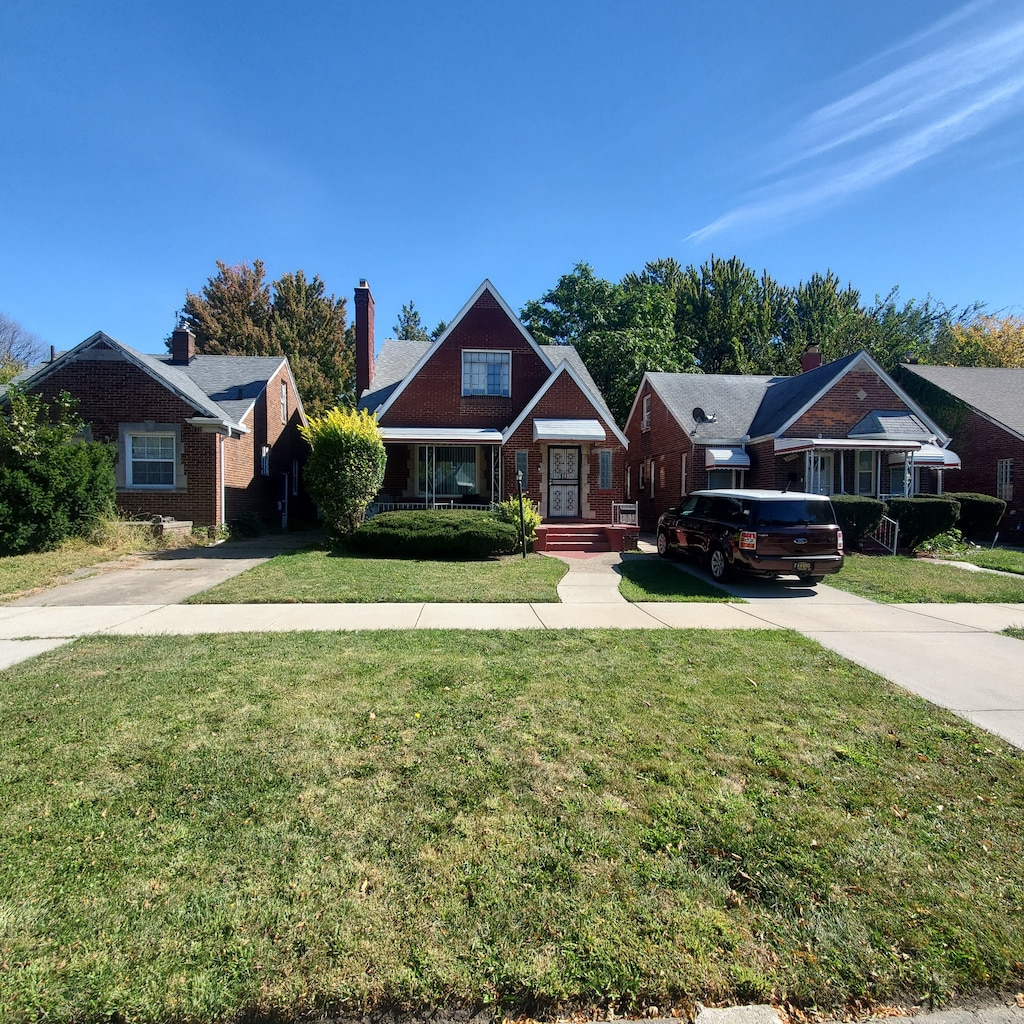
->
[710,497,746,524]
[752,499,835,527]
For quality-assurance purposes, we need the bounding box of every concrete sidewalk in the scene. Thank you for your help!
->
[3,548,1024,752]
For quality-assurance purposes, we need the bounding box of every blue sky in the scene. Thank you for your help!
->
[2,0,1022,356]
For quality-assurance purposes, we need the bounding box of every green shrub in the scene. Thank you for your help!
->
[300,408,386,535]
[494,496,542,551]
[917,527,973,556]
[886,496,961,552]
[0,389,116,555]
[943,492,1006,540]
[830,495,885,547]
[348,509,519,560]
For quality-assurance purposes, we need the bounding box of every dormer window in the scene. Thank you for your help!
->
[462,350,510,397]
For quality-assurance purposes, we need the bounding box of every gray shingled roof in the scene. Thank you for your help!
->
[3,332,289,432]
[899,364,1024,438]
[747,351,862,437]
[850,409,931,439]
[358,339,431,412]
[646,371,778,440]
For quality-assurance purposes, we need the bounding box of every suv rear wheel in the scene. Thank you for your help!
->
[708,545,731,582]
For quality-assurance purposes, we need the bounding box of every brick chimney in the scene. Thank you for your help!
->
[355,279,375,398]
[801,343,822,373]
[170,326,196,364]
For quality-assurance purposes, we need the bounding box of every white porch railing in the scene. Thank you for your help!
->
[612,502,638,526]
[868,514,900,554]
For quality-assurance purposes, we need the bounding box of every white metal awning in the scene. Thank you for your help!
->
[378,427,503,444]
[775,437,923,454]
[888,444,961,469]
[533,418,606,442]
[704,447,751,468]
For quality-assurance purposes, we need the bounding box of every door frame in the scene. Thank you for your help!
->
[547,445,581,518]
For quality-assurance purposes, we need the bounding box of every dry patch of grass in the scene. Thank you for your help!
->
[2,630,1023,1022]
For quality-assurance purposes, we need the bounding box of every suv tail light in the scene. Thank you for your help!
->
[837,529,844,552]
[739,530,757,551]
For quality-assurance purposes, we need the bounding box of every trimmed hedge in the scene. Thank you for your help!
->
[347,510,519,560]
[830,495,885,548]
[943,492,1006,540]
[885,497,960,552]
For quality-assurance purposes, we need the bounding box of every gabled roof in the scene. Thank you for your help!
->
[634,371,778,441]
[357,339,431,413]
[369,280,555,421]
[502,360,628,448]
[899,364,1024,440]
[3,331,299,433]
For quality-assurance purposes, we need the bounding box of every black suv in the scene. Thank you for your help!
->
[656,488,844,583]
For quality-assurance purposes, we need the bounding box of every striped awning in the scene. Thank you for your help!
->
[533,418,606,442]
[704,447,751,468]
[889,444,961,469]
[378,427,503,444]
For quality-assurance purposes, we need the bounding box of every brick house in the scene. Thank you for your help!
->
[3,328,310,529]
[624,347,960,530]
[895,363,1024,537]
[355,279,632,549]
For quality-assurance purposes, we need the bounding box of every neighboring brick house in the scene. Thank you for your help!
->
[895,363,1024,537]
[3,327,311,529]
[355,279,631,546]
[624,347,960,530]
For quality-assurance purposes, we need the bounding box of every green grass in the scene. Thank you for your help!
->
[2,630,1023,1023]
[0,523,196,603]
[828,553,1024,603]
[617,556,735,602]
[186,549,568,603]
[1003,627,1024,640]
[953,547,1024,575]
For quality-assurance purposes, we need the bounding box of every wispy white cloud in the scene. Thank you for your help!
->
[687,2,1024,244]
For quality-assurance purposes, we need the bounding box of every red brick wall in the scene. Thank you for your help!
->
[624,381,695,529]
[380,289,551,429]
[226,365,312,527]
[786,370,912,436]
[501,372,624,520]
[31,350,310,528]
[33,351,220,525]
[942,408,1024,532]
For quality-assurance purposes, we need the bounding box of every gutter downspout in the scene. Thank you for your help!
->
[219,434,226,526]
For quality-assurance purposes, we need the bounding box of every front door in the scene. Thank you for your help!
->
[548,446,580,518]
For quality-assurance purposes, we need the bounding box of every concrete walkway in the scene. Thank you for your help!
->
[3,546,1024,751]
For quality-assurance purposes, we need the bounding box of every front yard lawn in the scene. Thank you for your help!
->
[2,630,1023,1023]
[186,549,568,603]
[951,547,1024,575]
[617,556,735,602]
[829,553,1024,603]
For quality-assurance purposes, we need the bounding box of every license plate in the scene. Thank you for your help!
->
[794,561,811,572]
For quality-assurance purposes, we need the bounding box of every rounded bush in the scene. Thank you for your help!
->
[885,496,961,552]
[942,492,1006,540]
[830,495,885,548]
[348,509,519,560]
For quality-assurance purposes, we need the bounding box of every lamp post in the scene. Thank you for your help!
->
[516,469,527,559]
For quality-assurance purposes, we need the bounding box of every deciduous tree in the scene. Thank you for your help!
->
[0,313,46,383]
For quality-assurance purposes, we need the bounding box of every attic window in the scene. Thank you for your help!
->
[462,350,510,397]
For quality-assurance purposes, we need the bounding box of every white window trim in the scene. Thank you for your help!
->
[118,423,184,491]
[638,460,646,490]
[997,458,1013,501]
[461,349,512,397]
[649,458,655,497]
[641,394,651,431]
[280,381,288,425]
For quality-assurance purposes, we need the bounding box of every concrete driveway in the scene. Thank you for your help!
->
[9,533,317,607]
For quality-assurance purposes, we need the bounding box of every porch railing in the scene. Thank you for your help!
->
[868,513,900,554]
[612,502,638,526]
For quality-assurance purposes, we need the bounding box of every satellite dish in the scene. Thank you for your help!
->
[693,407,707,423]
